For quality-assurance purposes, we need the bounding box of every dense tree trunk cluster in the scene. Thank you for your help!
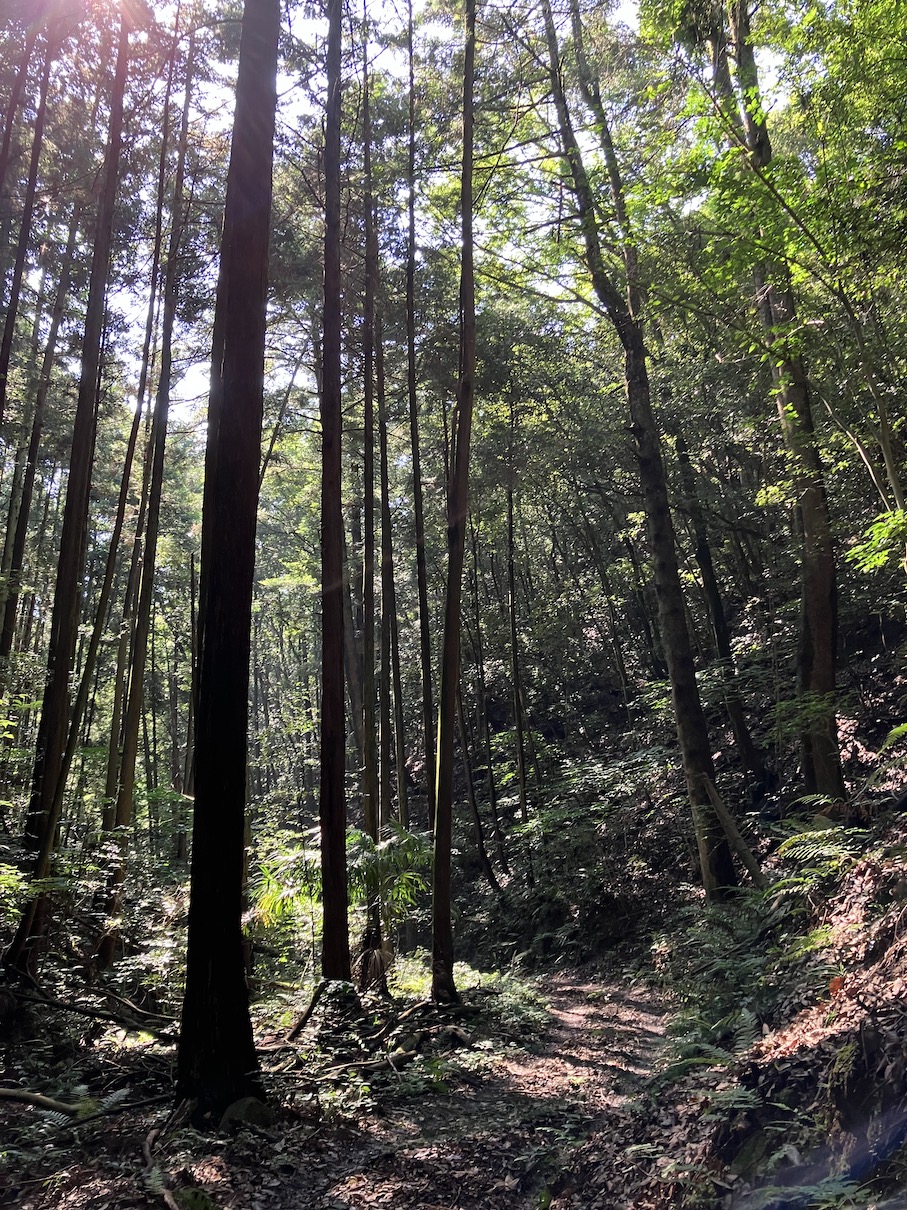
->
[0,0,903,1117]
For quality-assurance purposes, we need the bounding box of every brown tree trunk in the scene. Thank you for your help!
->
[3,18,130,976]
[432,0,477,1004]
[406,0,435,827]
[543,0,737,897]
[0,206,79,671]
[507,399,532,884]
[357,27,383,991]
[176,0,279,1119]
[0,27,37,205]
[319,0,351,983]
[98,35,194,969]
[729,0,845,802]
[361,30,379,852]
[456,684,500,894]
[675,432,768,795]
[468,522,508,873]
[377,321,408,828]
[0,32,53,427]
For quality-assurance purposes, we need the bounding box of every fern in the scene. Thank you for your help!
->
[878,722,907,755]
[744,1174,864,1209]
[776,827,867,872]
[701,1084,761,1117]
[144,1166,166,1195]
[39,1110,73,1128]
[101,1088,130,1110]
[732,1006,760,1055]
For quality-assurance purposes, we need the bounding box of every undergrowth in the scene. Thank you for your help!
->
[637,813,907,1209]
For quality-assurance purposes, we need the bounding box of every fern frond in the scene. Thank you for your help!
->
[101,1088,130,1110]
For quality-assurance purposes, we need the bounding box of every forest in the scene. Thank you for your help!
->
[1,0,907,1205]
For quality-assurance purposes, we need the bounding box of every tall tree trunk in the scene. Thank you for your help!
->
[356,24,382,990]
[176,0,279,1119]
[98,32,194,970]
[432,0,477,1004]
[0,206,79,673]
[377,320,408,828]
[100,9,181,829]
[0,32,53,427]
[468,521,508,873]
[342,537,366,767]
[543,0,736,898]
[361,26,379,850]
[675,432,768,794]
[507,399,532,884]
[728,0,846,801]
[456,683,500,894]
[319,0,351,983]
[3,18,130,976]
[0,27,37,206]
[406,0,435,827]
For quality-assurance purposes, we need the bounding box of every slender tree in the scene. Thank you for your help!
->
[541,0,737,897]
[0,29,54,427]
[3,15,130,975]
[176,0,280,1118]
[319,0,352,983]
[727,0,846,801]
[432,0,477,1004]
[406,0,435,826]
[98,30,195,969]
[0,205,80,670]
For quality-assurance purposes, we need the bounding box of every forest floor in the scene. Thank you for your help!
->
[8,811,907,1209]
[0,969,671,1210]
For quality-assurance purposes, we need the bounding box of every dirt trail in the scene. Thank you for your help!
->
[317,974,669,1210]
[6,975,669,1210]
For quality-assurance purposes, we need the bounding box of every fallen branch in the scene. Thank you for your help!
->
[0,1088,80,1115]
[15,991,177,1039]
[65,1093,172,1128]
[0,1086,172,1126]
[703,776,768,890]
[287,978,326,1041]
[143,1126,181,1210]
[315,1050,419,1079]
[367,999,433,1044]
[99,985,178,1022]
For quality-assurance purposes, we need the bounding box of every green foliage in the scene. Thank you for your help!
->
[346,823,431,938]
[847,510,907,574]
[769,693,849,747]
[741,1177,866,1210]
[254,831,322,928]
[252,824,431,968]
[878,723,907,756]
[0,855,27,927]
[774,825,867,878]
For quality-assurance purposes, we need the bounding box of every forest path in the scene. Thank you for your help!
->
[6,973,670,1210]
[312,972,670,1210]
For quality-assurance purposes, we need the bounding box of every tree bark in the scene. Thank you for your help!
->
[0,206,79,671]
[432,0,477,1004]
[98,33,195,970]
[377,320,408,828]
[406,0,435,827]
[0,27,37,205]
[729,0,846,801]
[3,18,130,976]
[319,0,352,983]
[176,0,279,1119]
[675,432,767,794]
[0,31,53,428]
[543,0,737,897]
[507,399,532,884]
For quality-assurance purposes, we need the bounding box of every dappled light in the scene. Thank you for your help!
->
[2,0,907,1205]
